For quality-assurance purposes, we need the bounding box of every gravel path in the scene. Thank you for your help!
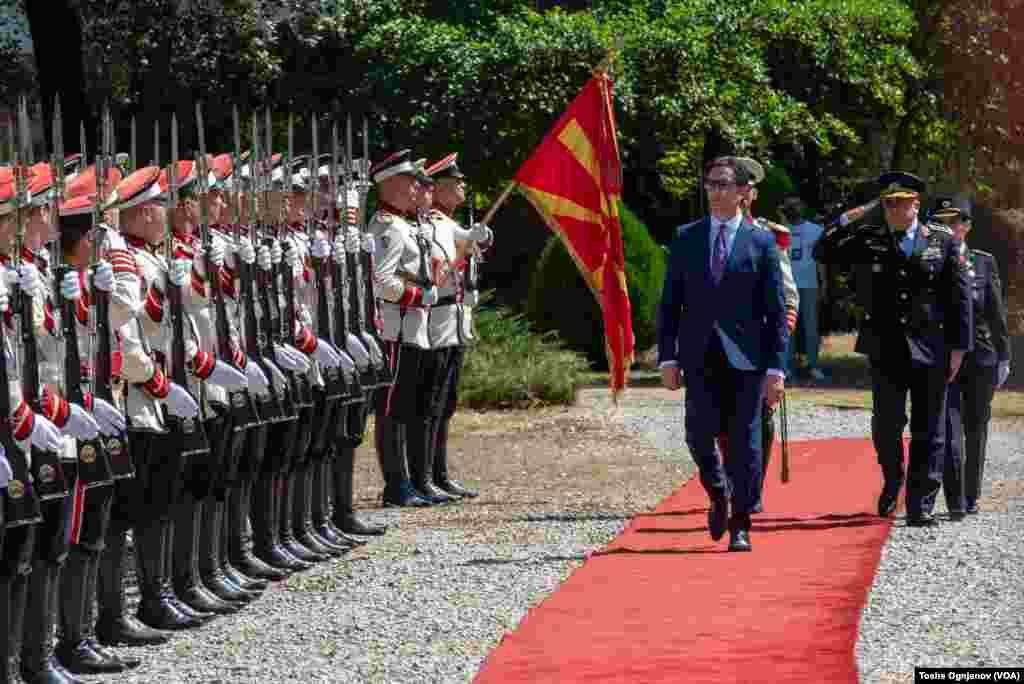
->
[73,389,1022,682]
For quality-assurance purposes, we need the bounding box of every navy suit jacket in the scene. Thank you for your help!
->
[657,216,788,373]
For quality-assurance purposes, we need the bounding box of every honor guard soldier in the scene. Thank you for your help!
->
[368,150,435,508]
[731,157,798,511]
[931,197,1011,517]
[424,153,493,499]
[813,172,972,526]
[0,167,75,684]
[97,165,208,635]
[52,166,145,676]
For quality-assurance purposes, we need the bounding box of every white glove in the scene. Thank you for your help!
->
[421,286,438,306]
[997,361,1011,388]
[0,288,8,314]
[465,290,480,307]
[0,453,11,488]
[93,262,115,292]
[345,332,371,370]
[208,236,227,268]
[60,271,82,301]
[257,245,272,271]
[169,258,190,287]
[165,382,200,419]
[270,240,283,265]
[63,402,101,441]
[245,359,270,396]
[282,237,301,272]
[361,333,385,366]
[238,236,256,265]
[30,414,64,452]
[274,343,311,374]
[91,396,126,436]
[311,338,343,369]
[346,228,361,253]
[468,223,494,243]
[206,359,248,391]
[332,233,347,263]
[101,229,127,252]
[17,263,40,297]
[362,232,375,254]
[335,347,357,374]
[311,233,331,260]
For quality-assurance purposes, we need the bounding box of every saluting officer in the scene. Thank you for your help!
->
[931,197,1011,517]
[813,172,972,526]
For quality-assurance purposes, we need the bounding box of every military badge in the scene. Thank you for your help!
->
[105,437,123,457]
[80,444,97,464]
[8,479,25,499]
[39,464,56,484]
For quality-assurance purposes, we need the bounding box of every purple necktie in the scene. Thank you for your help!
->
[712,224,727,285]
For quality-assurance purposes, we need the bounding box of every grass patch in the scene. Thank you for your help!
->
[459,295,590,409]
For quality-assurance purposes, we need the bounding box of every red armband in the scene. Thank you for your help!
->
[189,351,216,379]
[399,285,422,307]
[12,400,34,440]
[141,366,170,400]
[295,326,316,355]
[144,284,165,323]
[40,387,71,428]
[191,266,207,298]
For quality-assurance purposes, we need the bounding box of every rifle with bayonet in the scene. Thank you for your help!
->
[55,100,114,488]
[162,113,209,461]
[89,109,132,479]
[347,117,389,387]
[15,95,68,501]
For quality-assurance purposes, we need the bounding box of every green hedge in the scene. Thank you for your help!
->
[526,202,666,368]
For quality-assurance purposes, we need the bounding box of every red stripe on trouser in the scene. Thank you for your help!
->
[69,479,86,545]
[384,341,400,417]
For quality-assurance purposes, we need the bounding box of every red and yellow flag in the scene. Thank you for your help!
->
[513,71,634,397]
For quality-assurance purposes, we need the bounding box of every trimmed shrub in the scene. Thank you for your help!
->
[752,165,797,222]
[459,295,590,408]
[526,202,667,368]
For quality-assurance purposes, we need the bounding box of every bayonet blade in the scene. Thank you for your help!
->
[309,114,318,216]
[286,112,294,196]
[153,119,160,168]
[130,116,137,172]
[170,112,179,206]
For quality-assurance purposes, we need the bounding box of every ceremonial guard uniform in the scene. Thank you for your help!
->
[423,153,493,499]
[813,172,972,525]
[368,150,435,508]
[931,197,1012,517]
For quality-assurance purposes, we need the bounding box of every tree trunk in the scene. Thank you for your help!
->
[24,0,94,156]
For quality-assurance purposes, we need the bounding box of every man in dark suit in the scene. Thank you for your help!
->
[931,197,1011,517]
[657,156,788,552]
[813,173,972,526]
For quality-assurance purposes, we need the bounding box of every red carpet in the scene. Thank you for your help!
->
[473,438,894,684]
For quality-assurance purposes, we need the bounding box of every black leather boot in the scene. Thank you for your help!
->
[9,566,32,680]
[173,497,241,616]
[218,499,267,592]
[199,499,260,604]
[314,455,360,549]
[1,576,12,684]
[279,473,328,564]
[134,520,201,631]
[333,447,386,536]
[433,416,478,499]
[82,549,140,669]
[377,417,429,508]
[293,463,344,557]
[21,560,84,684]
[163,519,214,623]
[409,419,453,504]
[95,524,170,646]
[56,548,126,674]
[230,481,287,580]
[252,477,310,572]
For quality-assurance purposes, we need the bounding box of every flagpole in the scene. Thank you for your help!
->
[480,181,516,225]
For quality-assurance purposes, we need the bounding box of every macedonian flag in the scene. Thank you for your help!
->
[513,70,634,397]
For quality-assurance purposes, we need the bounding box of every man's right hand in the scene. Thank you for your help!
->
[661,366,682,391]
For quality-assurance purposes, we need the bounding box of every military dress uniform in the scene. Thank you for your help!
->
[368,150,436,508]
[813,172,972,525]
[932,197,1012,517]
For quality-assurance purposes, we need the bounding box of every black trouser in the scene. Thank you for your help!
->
[944,358,998,510]
[870,357,949,517]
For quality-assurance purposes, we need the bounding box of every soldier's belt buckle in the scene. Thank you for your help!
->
[38,464,56,484]
[182,418,196,434]
[232,392,246,408]
[80,444,97,464]
[8,479,25,499]
[105,437,123,457]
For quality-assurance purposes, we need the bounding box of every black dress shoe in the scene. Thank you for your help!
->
[708,497,728,542]
[439,479,479,499]
[727,529,752,552]
[95,615,171,646]
[965,498,979,515]
[906,513,938,527]
[87,640,141,670]
[340,513,387,536]
[56,641,125,674]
